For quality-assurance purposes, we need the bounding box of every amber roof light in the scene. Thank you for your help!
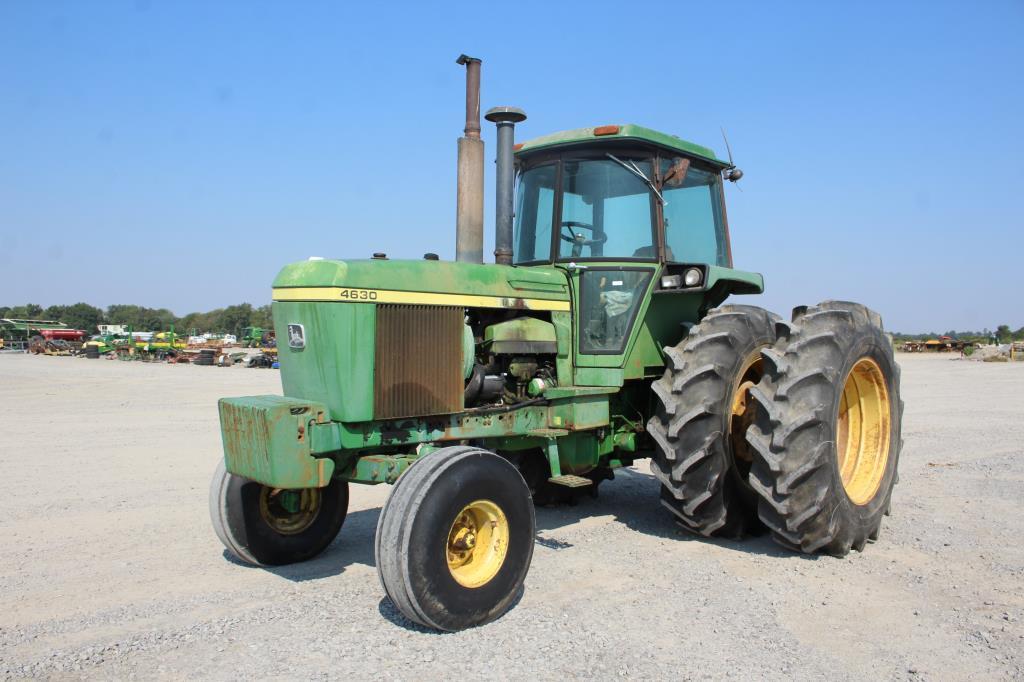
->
[593,125,620,136]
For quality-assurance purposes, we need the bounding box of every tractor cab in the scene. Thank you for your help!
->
[513,124,732,267]
[512,124,757,365]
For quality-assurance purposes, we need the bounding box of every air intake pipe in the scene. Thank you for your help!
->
[485,106,526,266]
[455,55,484,264]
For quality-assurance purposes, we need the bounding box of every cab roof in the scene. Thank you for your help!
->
[514,124,730,167]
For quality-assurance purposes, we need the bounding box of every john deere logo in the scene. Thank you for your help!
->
[287,324,305,350]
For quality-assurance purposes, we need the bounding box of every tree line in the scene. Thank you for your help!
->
[891,325,1024,344]
[0,302,273,338]
[5,301,1021,344]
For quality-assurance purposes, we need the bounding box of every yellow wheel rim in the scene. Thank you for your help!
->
[258,487,321,535]
[730,351,765,467]
[446,499,509,588]
[836,358,892,505]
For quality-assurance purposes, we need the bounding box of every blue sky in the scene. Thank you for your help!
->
[1,1,1021,332]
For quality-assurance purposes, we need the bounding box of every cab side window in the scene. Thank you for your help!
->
[513,164,556,263]
[661,160,728,265]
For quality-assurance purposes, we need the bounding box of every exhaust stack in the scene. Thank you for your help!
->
[455,55,484,264]
[485,106,526,266]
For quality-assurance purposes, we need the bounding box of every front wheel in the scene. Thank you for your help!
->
[209,460,348,566]
[375,446,535,631]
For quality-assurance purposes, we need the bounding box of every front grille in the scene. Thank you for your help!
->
[374,304,464,420]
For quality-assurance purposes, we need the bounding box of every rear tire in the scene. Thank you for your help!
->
[648,305,781,538]
[209,460,348,566]
[746,301,903,556]
[375,446,535,631]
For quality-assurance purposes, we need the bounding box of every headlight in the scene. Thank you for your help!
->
[684,268,702,287]
[660,275,682,289]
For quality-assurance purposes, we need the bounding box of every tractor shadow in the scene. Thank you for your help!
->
[225,462,817,590]
[375,588,525,634]
[532,463,822,561]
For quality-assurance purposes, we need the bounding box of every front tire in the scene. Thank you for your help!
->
[746,301,903,556]
[375,446,535,631]
[209,460,349,566]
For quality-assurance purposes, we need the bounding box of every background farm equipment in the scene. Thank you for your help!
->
[241,326,270,348]
[1,318,84,352]
[246,352,276,368]
[29,337,77,355]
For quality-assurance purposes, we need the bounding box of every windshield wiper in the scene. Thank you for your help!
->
[606,153,666,205]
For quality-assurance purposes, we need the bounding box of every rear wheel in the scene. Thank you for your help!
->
[648,305,781,538]
[375,446,535,631]
[746,301,903,556]
[209,460,348,565]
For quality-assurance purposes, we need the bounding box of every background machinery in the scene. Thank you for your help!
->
[210,56,903,631]
[1,319,85,353]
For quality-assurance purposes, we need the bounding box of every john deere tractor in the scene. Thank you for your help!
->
[210,56,902,631]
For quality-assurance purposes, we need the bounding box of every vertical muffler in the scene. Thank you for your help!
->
[485,106,526,266]
[455,55,484,264]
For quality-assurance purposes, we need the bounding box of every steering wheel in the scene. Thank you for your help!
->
[560,221,608,257]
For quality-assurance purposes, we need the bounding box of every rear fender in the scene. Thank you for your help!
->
[703,266,764,308]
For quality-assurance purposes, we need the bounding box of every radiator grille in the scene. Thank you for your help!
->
[374,304,464,420]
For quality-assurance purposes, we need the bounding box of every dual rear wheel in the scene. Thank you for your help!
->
[649,301,903,556]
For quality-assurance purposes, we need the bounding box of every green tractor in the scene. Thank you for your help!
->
[210,57,902,632]
[241,326,268,348]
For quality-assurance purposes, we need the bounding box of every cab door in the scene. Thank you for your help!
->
[553,155,661,387]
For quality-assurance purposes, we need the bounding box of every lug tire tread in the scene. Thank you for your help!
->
[648,305,781,538]
[746,300,902,556]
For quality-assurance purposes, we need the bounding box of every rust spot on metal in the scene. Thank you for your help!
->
[381,419,415,444]
[663,157,691,188]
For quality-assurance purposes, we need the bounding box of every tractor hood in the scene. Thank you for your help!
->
[272,259,570,311]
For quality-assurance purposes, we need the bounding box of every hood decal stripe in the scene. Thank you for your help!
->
[272,287,570,312]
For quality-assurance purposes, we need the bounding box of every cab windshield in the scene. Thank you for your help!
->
[513,153,730,266]
[513,157,656,263]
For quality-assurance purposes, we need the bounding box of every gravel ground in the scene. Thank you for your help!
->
[1,352,1022,680]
